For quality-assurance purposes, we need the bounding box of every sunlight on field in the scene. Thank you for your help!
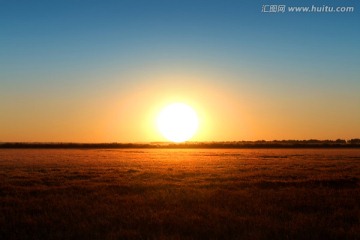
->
[0,149,359,239]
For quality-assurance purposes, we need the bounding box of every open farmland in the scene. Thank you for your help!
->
[0,149,359,239]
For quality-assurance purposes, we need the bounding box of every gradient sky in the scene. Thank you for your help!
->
[1,0,359,142]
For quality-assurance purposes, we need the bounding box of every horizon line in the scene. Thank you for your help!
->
[1,139,359,149]
[1,138,360,144]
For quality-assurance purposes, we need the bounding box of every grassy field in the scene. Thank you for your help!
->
[0,149,359,239]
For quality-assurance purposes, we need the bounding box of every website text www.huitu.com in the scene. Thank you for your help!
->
[261,5,355,13]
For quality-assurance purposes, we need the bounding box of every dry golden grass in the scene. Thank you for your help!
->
[0,149,359,239]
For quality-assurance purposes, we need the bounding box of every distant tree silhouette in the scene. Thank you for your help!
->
[349,139,360,144]
[1,140,359,148]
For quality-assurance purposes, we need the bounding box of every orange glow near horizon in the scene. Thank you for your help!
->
[1,66,358,143]
[103,69,251,143]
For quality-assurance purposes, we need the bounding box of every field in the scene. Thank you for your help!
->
[0,149,359,239]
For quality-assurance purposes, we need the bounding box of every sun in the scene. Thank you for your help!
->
[156,103,199,143]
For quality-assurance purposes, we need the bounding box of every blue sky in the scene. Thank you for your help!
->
[1,0,359,141]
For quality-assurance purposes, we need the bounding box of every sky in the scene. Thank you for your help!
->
[1,0,359,142]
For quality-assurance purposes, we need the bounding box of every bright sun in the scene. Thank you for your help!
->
[156,103,199,143]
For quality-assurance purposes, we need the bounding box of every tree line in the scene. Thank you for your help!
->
[1,139,360,149]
